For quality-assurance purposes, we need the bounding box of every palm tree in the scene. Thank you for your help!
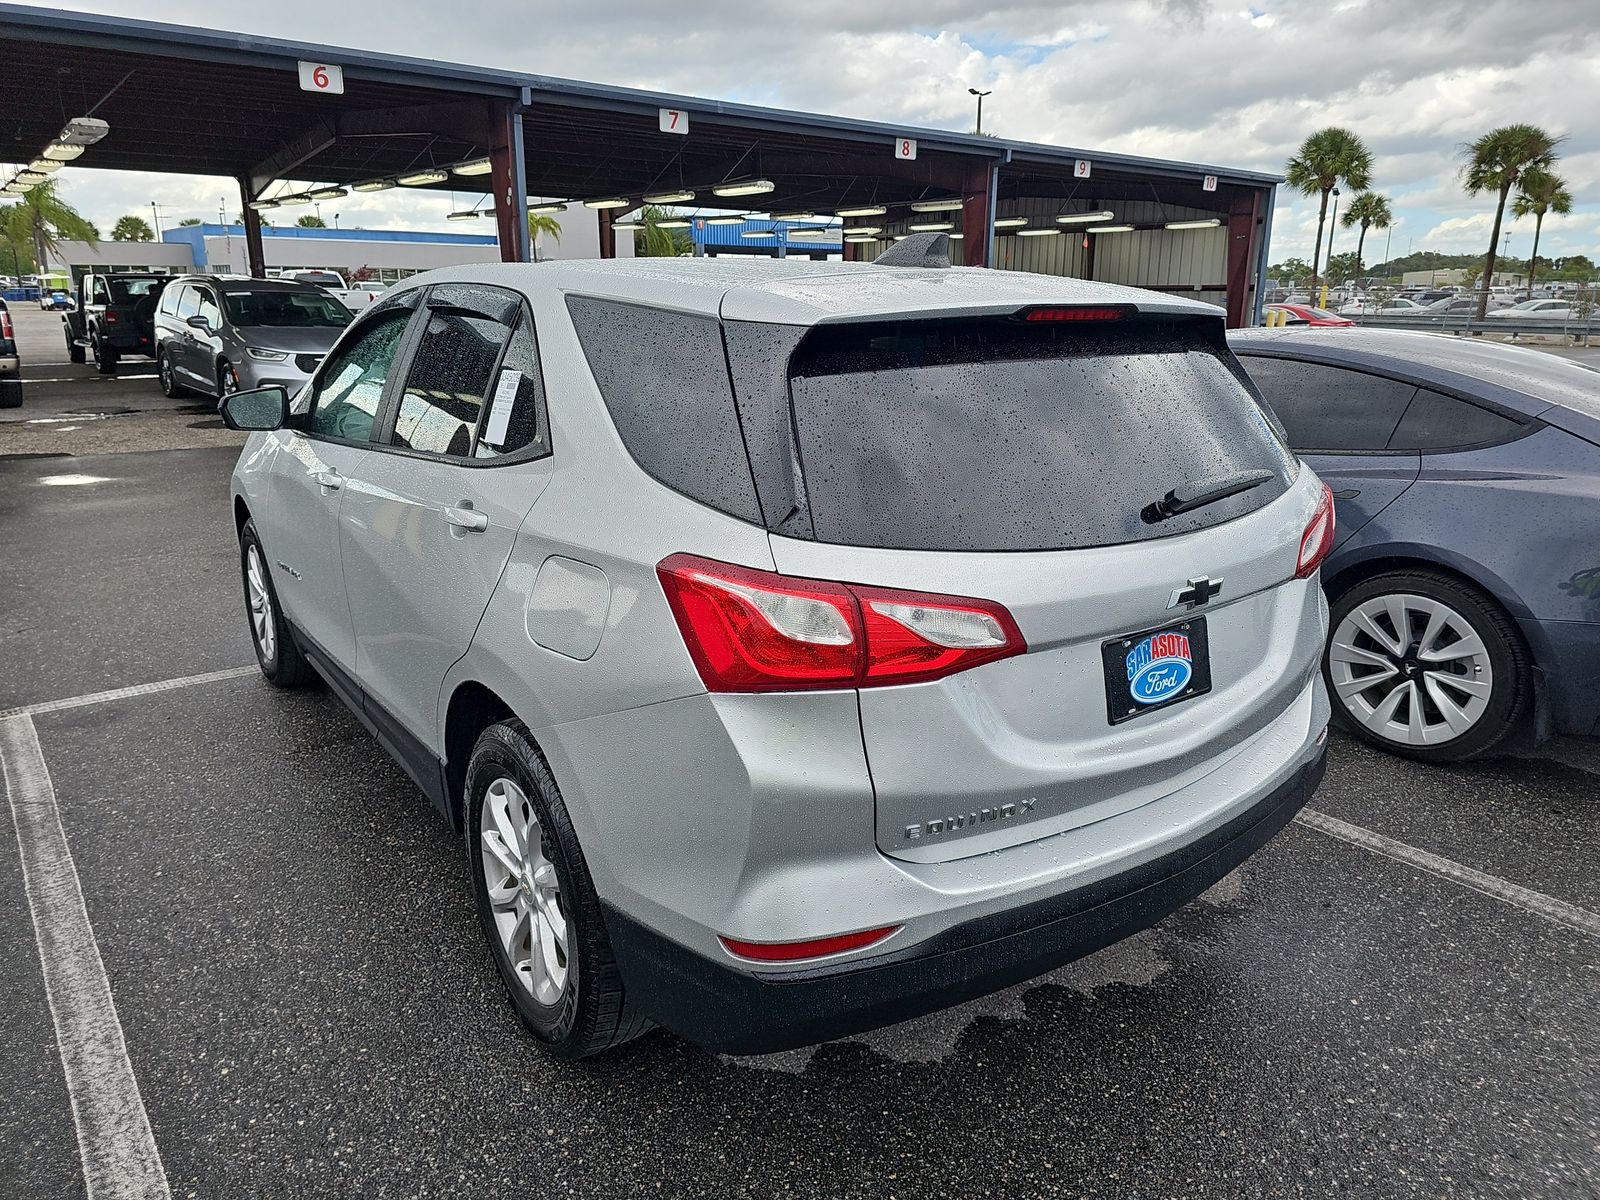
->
[1511,166,1572,299]
[1339,192,1392,273]
[7,180,98,273]
[527,211,562,261]
[1285,127,1373,301]
[632,206,690,258]
[1461,123,1563,318]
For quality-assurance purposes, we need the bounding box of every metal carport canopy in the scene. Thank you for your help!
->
[0,2,1277,320]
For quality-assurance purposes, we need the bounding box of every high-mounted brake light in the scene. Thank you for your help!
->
[720,925,901,962]
[1295,483,1336,579]
[657,554,1026,693]
[1020,305,1133,322]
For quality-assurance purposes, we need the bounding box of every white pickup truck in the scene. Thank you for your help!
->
[270,269,389,313]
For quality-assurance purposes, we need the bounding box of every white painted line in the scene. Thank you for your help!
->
[1,715,171,1199]
[1296,807,1600,938]
[0,665,259,720]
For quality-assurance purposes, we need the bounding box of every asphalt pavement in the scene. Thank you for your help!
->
[2,300,1597,1199]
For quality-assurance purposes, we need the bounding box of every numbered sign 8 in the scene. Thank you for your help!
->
[297,61,344,95]
[895,137,918,161]
[659,108,689,135]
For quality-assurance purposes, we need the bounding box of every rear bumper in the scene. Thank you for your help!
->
[0,352,17,376]
[603,747,1326,1055]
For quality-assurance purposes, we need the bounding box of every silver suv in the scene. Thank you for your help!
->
[223,243,1332,1058]
[155,275,352,400]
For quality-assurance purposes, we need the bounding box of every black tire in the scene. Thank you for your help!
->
[217,359,238,399]
[92,332,117,374]
[239,519,314,688]
[1324,569,1530,763]
[465,720,650,1059]
[157,348,188,398]
[67,329,86,363]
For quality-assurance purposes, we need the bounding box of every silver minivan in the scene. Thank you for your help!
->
[155,275,351,399]
[223,241,1332,1058]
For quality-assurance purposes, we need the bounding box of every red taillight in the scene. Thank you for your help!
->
[0,310,11,339]
[656,554,1026,693]
[1295,483,1336,579]
[720,925,900,962]
[1021,305,1132,322]
[103,310,119,324]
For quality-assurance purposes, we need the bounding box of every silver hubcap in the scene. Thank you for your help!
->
[1330,593,1494,746]
[245,544,275,662]
[480,777,570,1005]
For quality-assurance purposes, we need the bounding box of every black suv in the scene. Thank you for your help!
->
[63,272,169,372]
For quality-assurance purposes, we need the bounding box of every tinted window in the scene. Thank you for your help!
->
[391,308,511,457]
[174,286,199,320]
[1388,389,1525,451]
[786,318,1294,552]
[106,277,160,303]
[474,316,547,459]
[566,296,761,524]
[307,312,410,442]
[194,288,221,329]
[224,289,351,328]
[1240,356,1416,451]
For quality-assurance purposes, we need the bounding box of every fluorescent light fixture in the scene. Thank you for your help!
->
[655,218,691,229]
[1056,209,1117,225]
[248,198,279,211]
[909,198,963,212]
[740,230,775,238]
[712,178,776,198]
[55,117,110,146]
[447,209,481,221]
[28,158,63,173]
[309,187,347,200]
[397,168,449,186]
[613,219,644,230]
[1,182,30,195]
[844,234,877,243]
[643,189,696,204]
[1016,228,1061,237]
[15,170,49,184]
[352,178,395,193]
[703,214,745,225]
[993,216,1028,229]
[1164,218,1222,230]
[788,228,832,238]
[42,142,86,161]
[528,202,568,215]
[835,204,887,218]
[452,157,493,177]
[276,194,312,207]
[892,235,911,241]
[583,196,632,209]
[949,233,965,240]
[908,221,954,232]
[769,210,813,221]
[844,225,883,236]
[1087,224,1135,233]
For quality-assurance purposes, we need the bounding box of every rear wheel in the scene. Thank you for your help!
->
[157,348,187,398]
[1325,570,1529,762]
[92,331,117,374]
[466,720,649,1058]
[239,519,313,688]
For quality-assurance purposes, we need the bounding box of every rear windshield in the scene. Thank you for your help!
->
[786,317,1294,552]
[106,277,163,303]
[224,290,352,328]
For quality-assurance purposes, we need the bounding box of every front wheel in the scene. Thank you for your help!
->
[466,721,650,1059]
[1325,570,1529,762]
[217,359,239,398]
[239,519,313,688]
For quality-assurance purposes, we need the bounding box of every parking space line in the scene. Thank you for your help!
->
[0,665,259,720]
[1,715,171,1200]
[1296,807,1600,938]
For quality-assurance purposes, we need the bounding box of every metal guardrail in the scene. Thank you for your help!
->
[1347,313,1599,339]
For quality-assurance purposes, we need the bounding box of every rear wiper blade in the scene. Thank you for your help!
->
[1141,469,1276,524]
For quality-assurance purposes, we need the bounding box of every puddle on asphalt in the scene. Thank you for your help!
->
[38,473,114,486]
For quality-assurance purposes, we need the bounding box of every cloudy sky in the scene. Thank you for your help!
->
[11,0,1600,265]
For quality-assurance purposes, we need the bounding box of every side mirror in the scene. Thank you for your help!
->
[219,385,288,432]
[186,314,212,332]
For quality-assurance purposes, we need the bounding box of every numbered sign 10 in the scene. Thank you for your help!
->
[297,61,344,94]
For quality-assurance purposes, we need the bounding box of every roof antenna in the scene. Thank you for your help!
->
[872,231,951,269]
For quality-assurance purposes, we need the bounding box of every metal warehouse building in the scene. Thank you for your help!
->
[0,3,1277,325]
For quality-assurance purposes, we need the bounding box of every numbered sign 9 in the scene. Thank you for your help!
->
[1074,158,1092,179]
[297,61,344,95]
[894,137,918,161]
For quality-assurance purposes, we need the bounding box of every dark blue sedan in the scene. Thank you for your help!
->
[1232,328,1600,762]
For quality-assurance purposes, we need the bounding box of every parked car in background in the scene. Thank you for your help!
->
[222,252,1332,1058]
[1423,295,1512,317]
[0,296,19,382]
[1487,298,1580,322]
[154,275,351,399]
[1336,297,1429,317]
[38,288,72,311]
[1232,327,1600,762]
[63,272,169,371]
[272,268,386,313]
[1265,303,1354,328]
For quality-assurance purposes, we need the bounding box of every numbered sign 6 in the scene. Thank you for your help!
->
[1074,158,1092,179]
[659,108,689,135]
[895,137,918,161]
[297,61,344,95]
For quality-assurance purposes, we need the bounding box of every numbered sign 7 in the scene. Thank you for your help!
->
[659,108,689,135]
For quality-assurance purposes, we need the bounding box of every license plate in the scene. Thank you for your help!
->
[1102,616,1212,725]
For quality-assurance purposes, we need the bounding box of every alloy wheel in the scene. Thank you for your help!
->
[245,543,275,663]
[1329,592,1493,746]
[480,776,570,1006]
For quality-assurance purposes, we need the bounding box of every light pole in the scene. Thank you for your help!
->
[968,88,992,135]
[1320,188,1340,308]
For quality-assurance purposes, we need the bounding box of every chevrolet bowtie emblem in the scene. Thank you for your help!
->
[1168,576,1223,609]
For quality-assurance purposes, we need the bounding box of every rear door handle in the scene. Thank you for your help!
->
[315,470,343,491]
[445,504,489,533]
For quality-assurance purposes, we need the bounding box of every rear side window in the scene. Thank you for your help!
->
[1241,356,1417,452]
[786,317,1295,552]
[174,287,198,320]
[1388,389,1525,451]
[392,308,512,457]
[566,296,761,524]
